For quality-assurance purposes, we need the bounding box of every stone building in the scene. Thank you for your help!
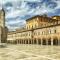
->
[7,31,16,44]
[7,15,60,45]
[0,8,8,43]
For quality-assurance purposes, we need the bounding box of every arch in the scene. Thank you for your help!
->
[53,37,58,45]
[26,39,28,44]
[24,40,25,44]
[21,39,23,44]
[14,40,17,44]
[34,38,37,44]
[42,38,46,45]
[48,38,51,45]
[29,39,31,44]
[38,39,41,44]
[19,40,21,44]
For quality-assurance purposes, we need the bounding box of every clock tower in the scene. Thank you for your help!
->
[0,8,8,43]
[0,8,5,28]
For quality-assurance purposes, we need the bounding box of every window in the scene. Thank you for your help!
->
[49,30,51,34]
[35,24,36,28]
[27,26,28,29]
[29,33,30,36]
[26,33,28,36]
[38,32,40,35]
[54,30,56,33]
[34,32,37,35]
[42,32,43,35]
[32,25,33,29]
[29,25,30,29]
[34,32,35,35]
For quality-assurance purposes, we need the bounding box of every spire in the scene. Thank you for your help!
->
[1,5,5,12]
[1,5,5,16]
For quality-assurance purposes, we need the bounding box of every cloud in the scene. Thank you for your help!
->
[1,0,60,31]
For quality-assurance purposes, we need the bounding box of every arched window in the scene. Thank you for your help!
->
[54,30,56,33]
[49,29,51,34]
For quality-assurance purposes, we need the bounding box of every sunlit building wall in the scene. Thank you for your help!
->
[7,15,60,45]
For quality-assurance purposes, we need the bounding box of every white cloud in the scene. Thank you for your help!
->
[52,0,60,9]
[1,0,60,31]
[6,19,26,25]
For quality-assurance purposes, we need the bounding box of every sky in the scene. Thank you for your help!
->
[0,0,60,31]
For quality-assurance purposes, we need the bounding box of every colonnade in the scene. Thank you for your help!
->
[7,37,60,45]
[15,37,60,45]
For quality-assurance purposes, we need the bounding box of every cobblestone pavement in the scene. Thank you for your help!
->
[0,44,60,60]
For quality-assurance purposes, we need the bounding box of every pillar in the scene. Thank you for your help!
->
[25,40,26,44]
[41,38,42,45]
[20,40,21,44]
[21,40,23,44]
[0,34,1,43]
[17,40,19,44]
[36,39,38,44]
[30,40,32,44]
[23,40,24,44]
[51,38,53,46]
[58,38,60,45]
[32,39,34,44]
[22,40,23,44]
[24,40,25,44]
[46,39,48,45]
[28,40,29,44]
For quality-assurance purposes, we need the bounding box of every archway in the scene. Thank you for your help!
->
[29,39,31,44]
[19,40,21,44]
[34,39,37,44]
[48,38,51,45]
[42,38,46,45]
[38,39,41,44]
[21,40,23,44]
[53,37,58,45]
[24,40,25,44]
[26,40,28,44]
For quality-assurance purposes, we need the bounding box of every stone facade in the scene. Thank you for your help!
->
[7,15,60,45]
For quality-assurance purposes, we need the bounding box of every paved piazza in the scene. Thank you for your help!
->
[0,44,60,60]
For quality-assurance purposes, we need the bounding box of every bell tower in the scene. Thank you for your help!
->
[0,8,8,44]
[0,8,5,28]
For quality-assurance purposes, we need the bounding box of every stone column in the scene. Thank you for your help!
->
[51,38,53,46]
[31,40,32,44]
[22,40,23,44]
[32,39,34,44]
[23,40,24,44]
[30,40,32,44]
[46,39,48,45]
[32,40,33,44]
[19,40,21,44]
[36,39,38,44]
[25,40,26,44]
[24,40,25,44]
[18,40,19,44]
[16,40,18,44]
[28,40,29,44]
[41,38,42,45]
[0,34,1,43]
[0,28,2,44]
[20,40,22,44]
[21,40,22,44]
[58,38,60,45]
